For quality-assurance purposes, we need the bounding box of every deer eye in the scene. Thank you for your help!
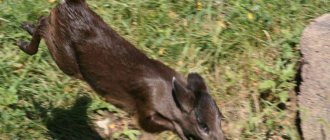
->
[196,114,209,133]
[198,122,209,133]
[195,101,209,134]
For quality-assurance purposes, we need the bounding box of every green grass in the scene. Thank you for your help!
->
[1,0,330,139]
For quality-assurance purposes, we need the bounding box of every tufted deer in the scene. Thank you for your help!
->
[16,0,224,139]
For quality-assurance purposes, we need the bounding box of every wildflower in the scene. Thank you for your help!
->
[48,0,56,3]
[217,20,226,28]
[196,1,203,11]
[247,12,254,21]
[159,48,165,55]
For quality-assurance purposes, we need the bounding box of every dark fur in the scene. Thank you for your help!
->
[16,0,224,139]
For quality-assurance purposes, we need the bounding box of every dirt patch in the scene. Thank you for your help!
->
[299,14,330,140]
[92,110,138,139]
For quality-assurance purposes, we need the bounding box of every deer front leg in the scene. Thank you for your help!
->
[138,112,188,140]
[138,112,174,133]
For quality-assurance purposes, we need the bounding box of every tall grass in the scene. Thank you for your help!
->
[1,0,330,139]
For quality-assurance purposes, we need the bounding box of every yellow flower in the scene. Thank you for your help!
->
[216,20,226,28]
[196,1,203,11]
[247,12,254,21]
[48,0,56,3]
[177,61,183,66]
[108,124,116,129]
[159,48,165,55]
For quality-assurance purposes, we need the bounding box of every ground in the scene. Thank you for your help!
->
[0,0,330,139]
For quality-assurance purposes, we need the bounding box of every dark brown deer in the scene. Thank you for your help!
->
[16,0,224,139]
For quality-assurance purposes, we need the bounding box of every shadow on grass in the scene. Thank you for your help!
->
[45,96,103,140]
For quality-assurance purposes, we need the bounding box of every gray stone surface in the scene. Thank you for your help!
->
[300,14,330,140]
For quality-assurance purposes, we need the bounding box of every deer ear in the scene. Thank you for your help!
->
[187,73,208,95]
[172,77,195,113]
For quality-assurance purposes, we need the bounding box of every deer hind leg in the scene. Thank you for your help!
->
[22,22,36,36]
[16,16,47,55]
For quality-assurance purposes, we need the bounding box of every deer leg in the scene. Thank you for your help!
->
[16,17,47,55]
[138,112,174,133]
[16,35,40,55]
[138,111,189,140]
[21,22,36,36]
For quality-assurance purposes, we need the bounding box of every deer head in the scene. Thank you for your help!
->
[172,73,225,140]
